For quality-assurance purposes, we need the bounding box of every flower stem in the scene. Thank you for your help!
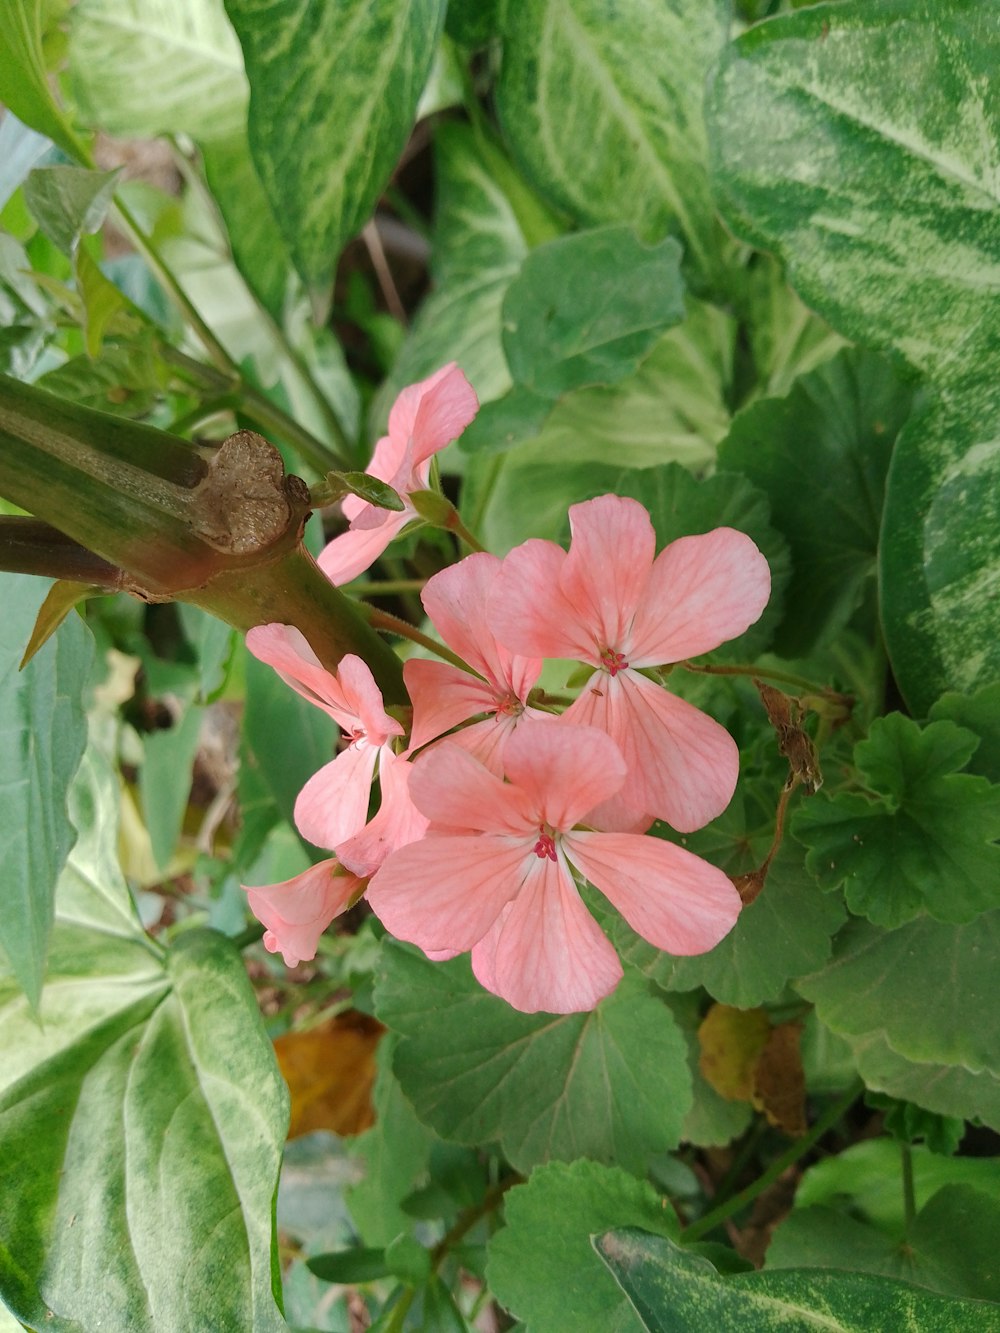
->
[681,1080,863,1244]
[680,659,849,703]
[363,606,473,672]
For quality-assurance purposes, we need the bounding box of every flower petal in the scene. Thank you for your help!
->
[337,654,404,745]
[390,362,479,469]
[566,669,738,832]
[367,833,530,952]
[404,658,499,752]
[475,850,622,1013]
[502,719,626,832]
[244,859,360,967]
[294,743,379,849]
[422,552,541,693]
[336,748,429,877]
[559,495,656,651]
[408,741,536,834]
[490,539,597,662]
[566,831,742,955]
[318,508,411,586]
[245,623,346,723]
[631,528,771,664]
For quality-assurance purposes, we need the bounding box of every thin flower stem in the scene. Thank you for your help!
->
[450,511,487,554]
[680,659,846,701]
[364,606,473,672]
[430,1177,521,1272]
[231,922,265,952]
[901,1142,917,1235]
[681,1080,863,1244]
[348,578,427,597]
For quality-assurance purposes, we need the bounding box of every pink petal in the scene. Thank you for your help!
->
[565,831,742,955]
[559,495,656,651]
[404,658,500,752]
[336,654,404,746]
[342,434,410,529]
[389,363,479,470]
[566,670,738,833]
[366,833,530,952]
[501,719,626,832]
[336,748,429,877]
[490,539,598,662]
[245,623,347,723]
[407,741,536,834]
[631,528,771,664]
[294,743,379,849]
[317,508,411,586]
[473,851,623,1013]
[445,710,527,775]
[244,859,361,967]
[422,552,541,692]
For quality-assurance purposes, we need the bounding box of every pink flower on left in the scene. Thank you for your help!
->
[246,861,364,967]
[318,363,479,586]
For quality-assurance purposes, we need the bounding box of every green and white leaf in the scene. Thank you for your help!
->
[594,1227,998,1332]
[375,941,692,1174]
[795,714,1000,929]
[0,0,88,162]
[23,165,121,256]
[707,0,1000,383]
[496,0,733,285]
[0,575,93,1011]
[225,0,447,290]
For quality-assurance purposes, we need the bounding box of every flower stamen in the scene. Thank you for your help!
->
[600,646,629,677]
[533,831,557,861]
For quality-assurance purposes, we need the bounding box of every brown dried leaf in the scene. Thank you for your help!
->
[275,1010,385,1139]
[752,1022,806,1137]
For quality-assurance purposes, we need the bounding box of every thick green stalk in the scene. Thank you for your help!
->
[0,375,404,700]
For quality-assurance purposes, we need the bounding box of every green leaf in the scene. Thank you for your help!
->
[768,1186,1000,1303]
[594,1227,997,1331]
[20,580,101,668]
[0,575,93,1010]
[70,0,248,141]
[795,714,1000,929]
[496,0,731,285]
[23,164,121,255]
[707,0,1000,383]
[0,0,88,162]
[346,1035,436,1247]
[0,739,289,1330]
[739,255,847,401]
[318,471,405,512]
[502,227,685,397]
[798,912,1000,1079]
[618,837,845,1010]
[717,348,916,655]
[139,704,204,874]
[930,684,1000,784]
[35,340,166,417]
[791,1139,1000,1233]
[880,383,1000,714]
[486,1161,680,1333]
[75,243,127,357]
[226,0,447,290]
[375,941,692,1174]
[307,1247,390,1284]
[846,1030,1000,1133]
[177,603,235,702]
[462,300,730,480]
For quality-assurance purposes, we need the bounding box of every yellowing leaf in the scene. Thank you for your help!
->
[698,1004,769,1103]
[275,1011,384,1139]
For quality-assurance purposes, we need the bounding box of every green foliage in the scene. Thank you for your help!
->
[375,942,692,1173]
[796,714,1000,929]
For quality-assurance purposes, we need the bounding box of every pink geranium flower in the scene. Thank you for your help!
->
[245,625,425,874]
[490,495,771,833]
[244,860,364,967]
[366,720,742,1014]
[318,363,479,586]
[404,552,545,771]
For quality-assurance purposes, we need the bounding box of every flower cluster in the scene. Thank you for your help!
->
[243,367,772,1013]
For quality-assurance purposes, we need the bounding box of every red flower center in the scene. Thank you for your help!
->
[495,691,523,718]
[600,646,629,676]
[533,831,557,861]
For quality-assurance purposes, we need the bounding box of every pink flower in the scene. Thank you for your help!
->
[366,720,742,1014]
[318,363,479,586]
[404,552,545,771]
[245,625,424,873]
[490,495,771,833]
[244,860,364,967]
